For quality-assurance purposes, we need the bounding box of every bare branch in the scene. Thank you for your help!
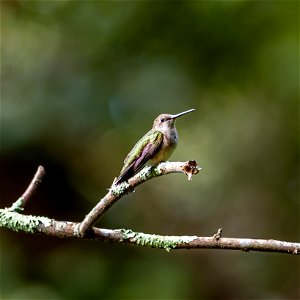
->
[0,210,299,255]
[78,160,201,236]
[9,165,46,212]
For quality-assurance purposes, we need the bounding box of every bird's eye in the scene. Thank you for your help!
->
[160,118,165,123]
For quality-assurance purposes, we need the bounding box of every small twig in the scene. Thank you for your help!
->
[78,160,201,236]
[10,165,46,212]
[213,228,223,241]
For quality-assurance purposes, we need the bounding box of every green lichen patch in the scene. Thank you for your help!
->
[9,197,25,213]
[110,181,130,196]
[121,229,197,252]
[138,166,153,181]
[0,208,52,234]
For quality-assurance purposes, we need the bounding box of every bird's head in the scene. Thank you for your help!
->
[152,109,195,133]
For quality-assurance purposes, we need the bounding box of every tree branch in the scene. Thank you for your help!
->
[1,163,299,255]
[0,210,299,254]
[77,160,200,236]
[9,165,46,212]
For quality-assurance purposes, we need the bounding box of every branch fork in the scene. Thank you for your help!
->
[78,160,201,236]
[1,163,300,255]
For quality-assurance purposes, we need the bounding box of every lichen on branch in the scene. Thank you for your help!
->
[0,208,52,234]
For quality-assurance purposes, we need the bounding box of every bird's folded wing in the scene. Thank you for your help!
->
[115,131,163,184]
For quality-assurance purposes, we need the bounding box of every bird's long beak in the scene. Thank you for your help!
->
[171,108,195,119]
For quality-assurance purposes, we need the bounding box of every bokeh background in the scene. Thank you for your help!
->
[1,1,299,299]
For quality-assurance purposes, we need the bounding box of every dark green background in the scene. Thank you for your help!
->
[1,1,299,299]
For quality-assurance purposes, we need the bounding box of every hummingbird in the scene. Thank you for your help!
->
[115,108,195,185]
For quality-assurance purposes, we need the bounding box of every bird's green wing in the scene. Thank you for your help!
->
[115,130,163,184]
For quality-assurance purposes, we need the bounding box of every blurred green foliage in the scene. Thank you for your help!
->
[1,1,299,299]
